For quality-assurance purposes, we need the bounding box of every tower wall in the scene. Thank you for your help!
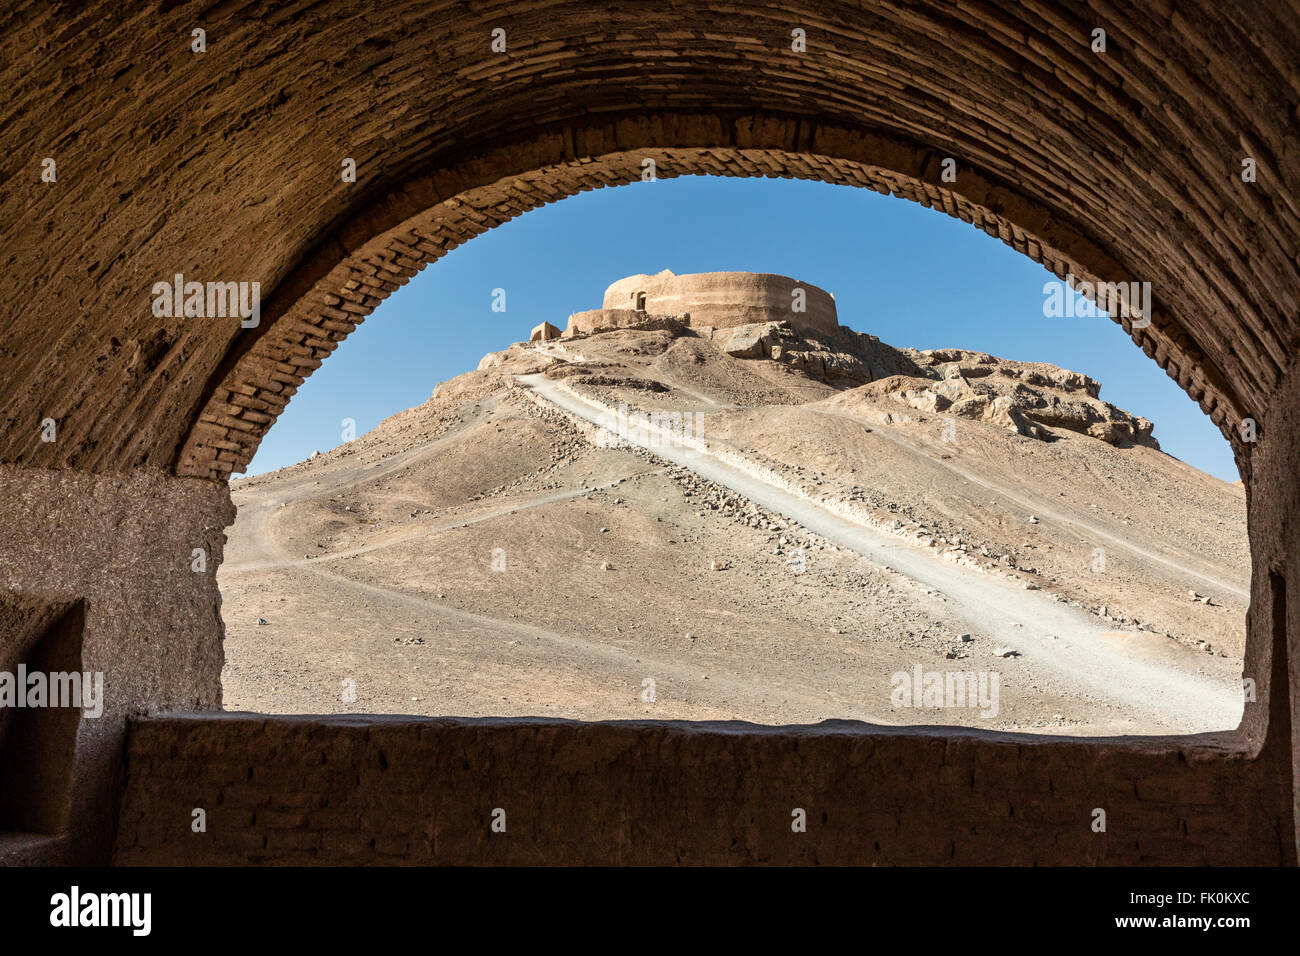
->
[599,271,839,335]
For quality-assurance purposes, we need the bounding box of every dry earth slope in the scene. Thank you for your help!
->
[220,318,1248,736]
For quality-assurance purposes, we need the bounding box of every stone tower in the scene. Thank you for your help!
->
[564,270,838,337]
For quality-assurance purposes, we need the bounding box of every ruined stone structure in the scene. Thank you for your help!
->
[0,1,1297,866]
[529,321,562,343]
[564,271,838,337]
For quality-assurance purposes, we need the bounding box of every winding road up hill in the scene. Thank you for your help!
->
[220,319,1248,736]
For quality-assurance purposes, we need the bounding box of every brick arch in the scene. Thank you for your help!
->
[175,112,1250,480]
[2,0,1298,867]
[3,1,1295,481]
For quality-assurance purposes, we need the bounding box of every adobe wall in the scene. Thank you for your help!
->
[0,466,232,865]
[1248,354,1300,843]
[563,308,645,336]
[601,271,839,336]
[113,713,1290,866]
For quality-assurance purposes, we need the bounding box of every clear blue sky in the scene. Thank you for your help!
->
[243,176,1237,482]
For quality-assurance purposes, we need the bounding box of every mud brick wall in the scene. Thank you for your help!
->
[598,271,840,336]
[113,714,1291,866]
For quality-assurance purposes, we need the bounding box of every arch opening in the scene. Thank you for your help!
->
[215,173,1251,738]
[2,0,1295,867]
[174,117,1255,484]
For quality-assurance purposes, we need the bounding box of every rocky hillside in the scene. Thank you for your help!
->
[219,314,1247,736]
[699,320,1157,446]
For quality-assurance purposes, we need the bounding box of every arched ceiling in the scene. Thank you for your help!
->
[1,1,1295,477]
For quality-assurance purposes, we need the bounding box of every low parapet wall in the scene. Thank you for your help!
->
[112,712,1290,865]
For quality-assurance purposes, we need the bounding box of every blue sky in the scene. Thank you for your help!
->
[243,176,1237,482]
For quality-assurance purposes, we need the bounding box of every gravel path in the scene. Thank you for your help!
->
[520,372,1243,733]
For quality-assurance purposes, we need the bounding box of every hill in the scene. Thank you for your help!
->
[219,316,1247,735]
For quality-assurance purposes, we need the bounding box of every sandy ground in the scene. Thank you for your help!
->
[220,326,1248,736]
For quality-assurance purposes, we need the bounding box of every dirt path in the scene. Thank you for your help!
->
[227,397,504,567]
[287,559,882,721]
[518,373,1243,732]
[224,464,891,722]
[226,472,662,574]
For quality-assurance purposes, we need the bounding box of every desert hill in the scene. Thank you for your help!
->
[220,303,1247,736]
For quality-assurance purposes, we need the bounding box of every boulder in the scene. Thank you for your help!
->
[986,396,1044,438]
[706,321,882,384]
[820,349,872,380]
[896,388,951,413]
[1133,417,1159,448]
[950,395,991,419]
[923,348,967,363]
[712,321,791,358]
[1047,368,1101,397]
[1087,420,1134,444]
[944,362,995,379]
[934,378,970,403]
[942,393,1046,439]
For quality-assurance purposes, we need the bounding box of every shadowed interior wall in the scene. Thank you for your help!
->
[1250,359,1300,847]
[0,600,85,835]
[0,0,1295,864]
[0,467,232,865]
